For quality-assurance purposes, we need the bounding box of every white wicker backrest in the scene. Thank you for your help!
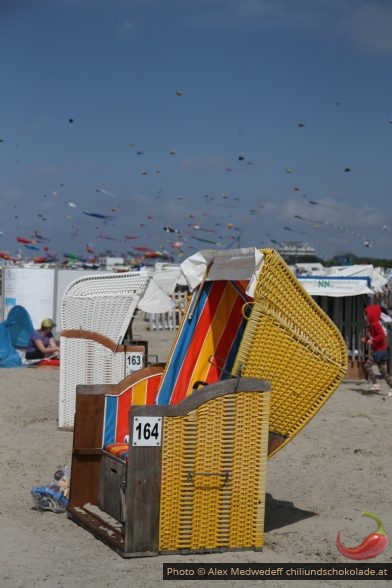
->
[59,336,136,429]
[60,271,151,344]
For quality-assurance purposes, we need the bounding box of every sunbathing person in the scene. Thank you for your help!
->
[25,318,60,360]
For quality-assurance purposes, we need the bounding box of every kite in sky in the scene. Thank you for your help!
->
[95,187,118,198]
[308,200,340,210]
[163,226,180,234]
[191,235,221,245]
[83,211,113,220]
[284,226,310,236]
[97,233,117,240]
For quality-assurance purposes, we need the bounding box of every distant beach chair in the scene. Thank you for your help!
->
[58,271,152,429]
[67,248,347,556]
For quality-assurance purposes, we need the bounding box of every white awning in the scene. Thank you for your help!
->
[179,247,264,297]
[298,276,373,297]
[137,274,176,313]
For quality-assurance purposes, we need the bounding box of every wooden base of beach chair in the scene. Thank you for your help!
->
[68,377,271,558]
[98,453,127,523]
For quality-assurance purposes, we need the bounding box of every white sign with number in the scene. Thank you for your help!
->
[132,416,162,446]
[125,351,144,375]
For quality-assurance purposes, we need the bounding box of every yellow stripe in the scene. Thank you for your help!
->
[132,379,148,405]
[184,284,238,395]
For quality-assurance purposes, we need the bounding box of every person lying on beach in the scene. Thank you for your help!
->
[25,318,60,360]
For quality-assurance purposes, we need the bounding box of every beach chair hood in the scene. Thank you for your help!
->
[180,247,264,296]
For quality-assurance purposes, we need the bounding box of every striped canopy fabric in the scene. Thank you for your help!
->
[103,371,163,446]
[156,280,250,405]
[102,279,250,450]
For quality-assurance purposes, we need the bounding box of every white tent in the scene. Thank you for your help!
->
[328,265,388,294]
[298,276,373,297]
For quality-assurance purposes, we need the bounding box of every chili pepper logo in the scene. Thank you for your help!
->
[337,512,388,560]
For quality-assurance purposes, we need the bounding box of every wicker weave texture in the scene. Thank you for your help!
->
[61,271,150,342]
[59,337,129,428]
[158,390,270,552]
[232,249,347,454]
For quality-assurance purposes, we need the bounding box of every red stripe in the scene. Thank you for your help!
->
[146,374,162,404]
[113,374,163,442]
[169,281,226,404]
[170,281,243,404]
[116,388,132,442]
[205,289,245,380]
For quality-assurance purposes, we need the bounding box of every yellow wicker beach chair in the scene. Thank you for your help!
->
[232,248,348,457]
[67,247,347,557]
[68,377,271,557]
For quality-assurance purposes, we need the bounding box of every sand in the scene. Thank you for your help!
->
[0,316,391,588]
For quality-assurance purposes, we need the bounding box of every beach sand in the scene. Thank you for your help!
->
[0,315,391,587]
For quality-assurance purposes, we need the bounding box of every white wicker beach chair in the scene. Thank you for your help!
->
[60,271,151,341]
[59,271,151,429]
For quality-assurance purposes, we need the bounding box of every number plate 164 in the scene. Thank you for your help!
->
[132,416,162,446]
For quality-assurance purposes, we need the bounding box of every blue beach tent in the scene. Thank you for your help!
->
[0,318,22,368]
[7,305,35,349]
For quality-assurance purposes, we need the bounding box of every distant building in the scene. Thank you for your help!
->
[276,241,319,263]
[276,241,316,256]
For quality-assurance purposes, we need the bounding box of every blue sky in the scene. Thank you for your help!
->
[1,0,392,262]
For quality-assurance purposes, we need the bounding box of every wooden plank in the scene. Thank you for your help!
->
[69,393,105,508]
[268,432,286,455]
[60,329,145,354]
[75,365,165,397]
[72,394,105,448]
[98,454,127,523]
[68,506,124,552]
[124,440,162,554]
[131,377,270,419]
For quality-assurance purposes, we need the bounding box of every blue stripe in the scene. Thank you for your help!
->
[221,315,248,379]
[103,396,118,445]
[156,282,212,405]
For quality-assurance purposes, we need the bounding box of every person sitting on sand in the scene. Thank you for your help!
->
[25,318,60,360]
[362,304,392,396]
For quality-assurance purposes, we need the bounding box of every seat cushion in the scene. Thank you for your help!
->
[103,443,129,462]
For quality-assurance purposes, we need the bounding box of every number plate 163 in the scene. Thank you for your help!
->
[132,416,162,446]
